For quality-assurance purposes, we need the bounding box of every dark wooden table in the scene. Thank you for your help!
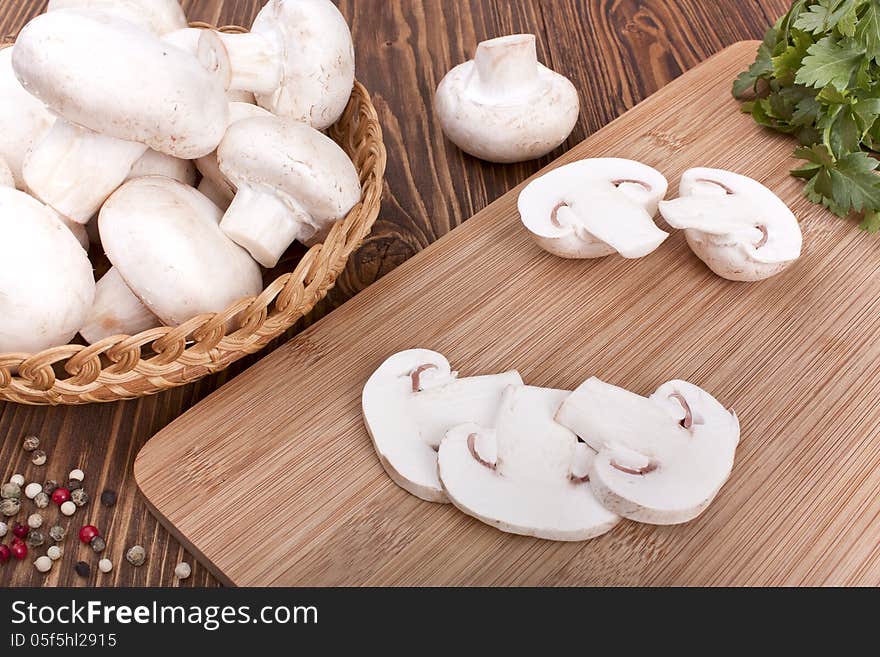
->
[0,0,788,586]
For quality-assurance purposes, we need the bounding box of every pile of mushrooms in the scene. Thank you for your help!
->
[0,0,361,354]
[362,349,741,541]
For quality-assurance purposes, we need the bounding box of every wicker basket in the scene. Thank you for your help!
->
[0,24,386,405]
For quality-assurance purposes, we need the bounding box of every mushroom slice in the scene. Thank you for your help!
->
[0,157,12,189]
[0,47,54,191]
[438,385,620,541]
[218,116,362,267]
[362,349,522,503]
[79,268,161,345]
[99,177,263,327]
[658,168,802,281]
[0,187,95,353]
[46,0,187,35]
[519,158,669,259]
[555,377,740,525]
[434,34,579,163]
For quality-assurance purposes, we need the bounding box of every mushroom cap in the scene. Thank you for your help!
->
[79,267,160,345]
[555,377,740,525]
[434,34,579,163]
[0,47,55,190]
[438,385,620,541]
[251,0,355,129]
[0,187,95,353]
[46,0,187,35]
[13,10,230,159]
[99,176,263,327]
[659,168,802,281]
[218,115,362,233]
[362,349,522,503]
[518,158,669,259]
[0,156,12,189]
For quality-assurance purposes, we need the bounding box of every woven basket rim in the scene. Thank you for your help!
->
[0,22,386,405]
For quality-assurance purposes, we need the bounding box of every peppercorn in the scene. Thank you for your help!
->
[174,562,192,580]
[69,469,84,482]
[33,492,49,509]
[0,545,9,562]
[125,545,146,567]
[71,488,89,507]
[27,513,43,529]
[49,525,65,542]
[24,483,42,500]
[79,525,99,544]
[26,531,44,548]
[51,488,70,505]
[74,561,90,578]
[90,536,106,553]
[67,479,82,492]
[1,483,21,500]
[10,542,26,560]
[31,450,47,466]
[100,489,117,507]
[47,545,62,561]
[0,498,20,517]
[22,435,39,452]
[34,556,52,573]
[43,480,58,496]
[9,474,24,487]
[0,522,6,538]
[98,558,113,573]
[12,522,28,539]
[60,501,76,517]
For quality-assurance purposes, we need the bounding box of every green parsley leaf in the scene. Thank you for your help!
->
[796,36,866,91]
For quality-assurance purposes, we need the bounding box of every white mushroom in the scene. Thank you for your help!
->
[198,179,232,211]
[362,349,522,503]
[47,0,187,35]
[99,176,263,327]
[217,116,362,267]
[658,168,802,281]
[555,377,740,525]
[0,157,13,189]
[50,209,90,250]
[79,267,160,345]
[434,34,579,163]
[0,47,54,190]
[128,149,198,187]
[0,187,95,353]
[519,158,670,258]
[438,385,621,541]
[164,0,354,128]
[14,9,230,223]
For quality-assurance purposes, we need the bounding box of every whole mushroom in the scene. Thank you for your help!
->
[79,268,160,345]
[127,150,198,188]
[99,177,263,327]
[0,188,95,353]
[217,115,362,267]
[658,168,802,281]
[46,0,187,35]
[0,157,13,189]
[519,158,670,258]
[434,34,579,163]
[164,0,355,128]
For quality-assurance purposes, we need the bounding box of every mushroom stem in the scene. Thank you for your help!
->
[467,433,496,470]
[669,392,693,430]
[215,31,283,95]
[410,364,438,392]
[219,184,312,268]
[23,120,147,224]
[474,34,539,98]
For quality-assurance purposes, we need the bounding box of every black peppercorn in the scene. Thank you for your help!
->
[100,490,117,507]
[74,561,90,578]
[67,479,83,492]
[43,480,58,496]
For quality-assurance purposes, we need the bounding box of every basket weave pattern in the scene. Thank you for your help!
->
[0,24,386,405]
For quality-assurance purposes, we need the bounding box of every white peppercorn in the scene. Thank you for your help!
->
[24,482,42,500]
[26,530,44,548]
[60,501,76,517]
[31,450,47,466]
[49,525,65,542]
[125,545,146,567]
[27,513,43,529]
[1,482,20,499]
[69,469,84,482]
[34,492,49,509]
[34,556,52,573]
[47,545,63,561]
[9,474,24,487]
[0,521,6,537]
[1,498,20,517]
[71,488,89,507]
[174,562,192,580]
[98,558,113,573]
[22,435,39,452]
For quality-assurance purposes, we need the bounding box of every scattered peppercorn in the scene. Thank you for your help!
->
[22,435,39,452]
[98,558,113,573]
[67,479,83,492]
[31,450,47,466]
[9,474,24,487]
[174,562,192,580]
[10,541,26,560]
[47,545,62,561]
[0,545,9,562]
[12,522,28,539]
[125,545,146,567]
[26,531,44,548]
[79,525,99,544]
[100,490,117,507]
[60,501,76,517]
[33,492,49,509]
[34,556,52,573]
[0,522,6,538]
[69,469,84,482]
[51,488,70,505]
[27,513,43,529]
[74,561,90,578]
[0,499,21,517]
[71,488,89,507]
[24,483,42,500]
[1,483,21,500]
[90,536,106,553]
[49,525,65,542]
[43,480,58,496]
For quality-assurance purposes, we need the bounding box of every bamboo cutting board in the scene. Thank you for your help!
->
[136,41,880,586]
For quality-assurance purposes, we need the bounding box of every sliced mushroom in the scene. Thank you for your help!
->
[438,385,620,541]
[658,168,802,281]
[79,267,161,344]
[164,0,354,128]
[519,158,670,258]
[217,115,362,267]
[47,0,187,35]
[555,377,740,525]
[0,187,95,353]
[434,34,579,163]
[362,349,523,503]
[99,176,263,327]
[0,47,54,190]
[128,149,198,187]
[0,157,12,189]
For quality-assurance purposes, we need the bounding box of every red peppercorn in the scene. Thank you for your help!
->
[51,487,71,505]
[10,542,26,560]
[0,545,9,562]
[12,522,28,539]
[78,525,99,544]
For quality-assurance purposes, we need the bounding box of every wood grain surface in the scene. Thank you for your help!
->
[139,41,873,587]
[0,0,788,587]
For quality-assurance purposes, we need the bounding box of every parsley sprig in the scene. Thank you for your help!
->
[735,0,880,230]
